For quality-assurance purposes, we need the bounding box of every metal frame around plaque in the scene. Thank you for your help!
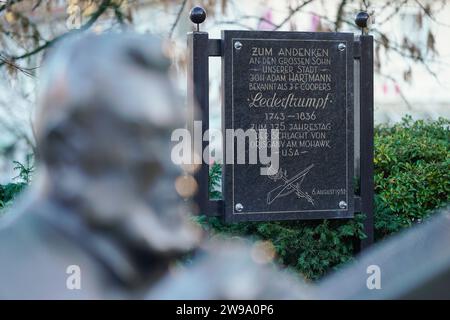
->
[187,8,374,249]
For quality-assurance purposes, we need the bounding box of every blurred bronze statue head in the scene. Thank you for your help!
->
[30,33,200,287]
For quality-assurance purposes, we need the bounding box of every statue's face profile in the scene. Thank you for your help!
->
[33,33,200,254]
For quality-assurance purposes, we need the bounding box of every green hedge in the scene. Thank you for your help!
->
[198,116,450,280]
[0,158,33,211]
[374,117,449,237]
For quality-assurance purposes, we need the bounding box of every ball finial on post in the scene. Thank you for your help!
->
[355,11,370,35]
[189,6,206,32]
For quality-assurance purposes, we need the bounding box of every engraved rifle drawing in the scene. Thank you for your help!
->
[267,164,315,205]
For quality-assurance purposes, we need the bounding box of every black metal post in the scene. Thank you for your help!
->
[359,34,374,248]
[187,30,209,215]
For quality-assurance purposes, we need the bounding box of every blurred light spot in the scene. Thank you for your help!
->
[175,175,198,198]
[251,240,276,264]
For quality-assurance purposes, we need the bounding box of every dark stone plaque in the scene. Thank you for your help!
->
[222,31,354,222]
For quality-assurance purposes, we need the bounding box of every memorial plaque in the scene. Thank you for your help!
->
[222,31,354,222]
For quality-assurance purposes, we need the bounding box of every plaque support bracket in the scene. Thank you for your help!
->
[208,39,222,56]
[187,31,223,216]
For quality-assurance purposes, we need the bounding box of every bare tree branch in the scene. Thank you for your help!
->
[0,54,36,77]
[380,73,413,110]
[0,0,24,13]
[335,0,348,31]
[169,0,187,38]
[273,0,315,31]
[0,0,113,68]
[32,0,43,11]
[414,0,450,28]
